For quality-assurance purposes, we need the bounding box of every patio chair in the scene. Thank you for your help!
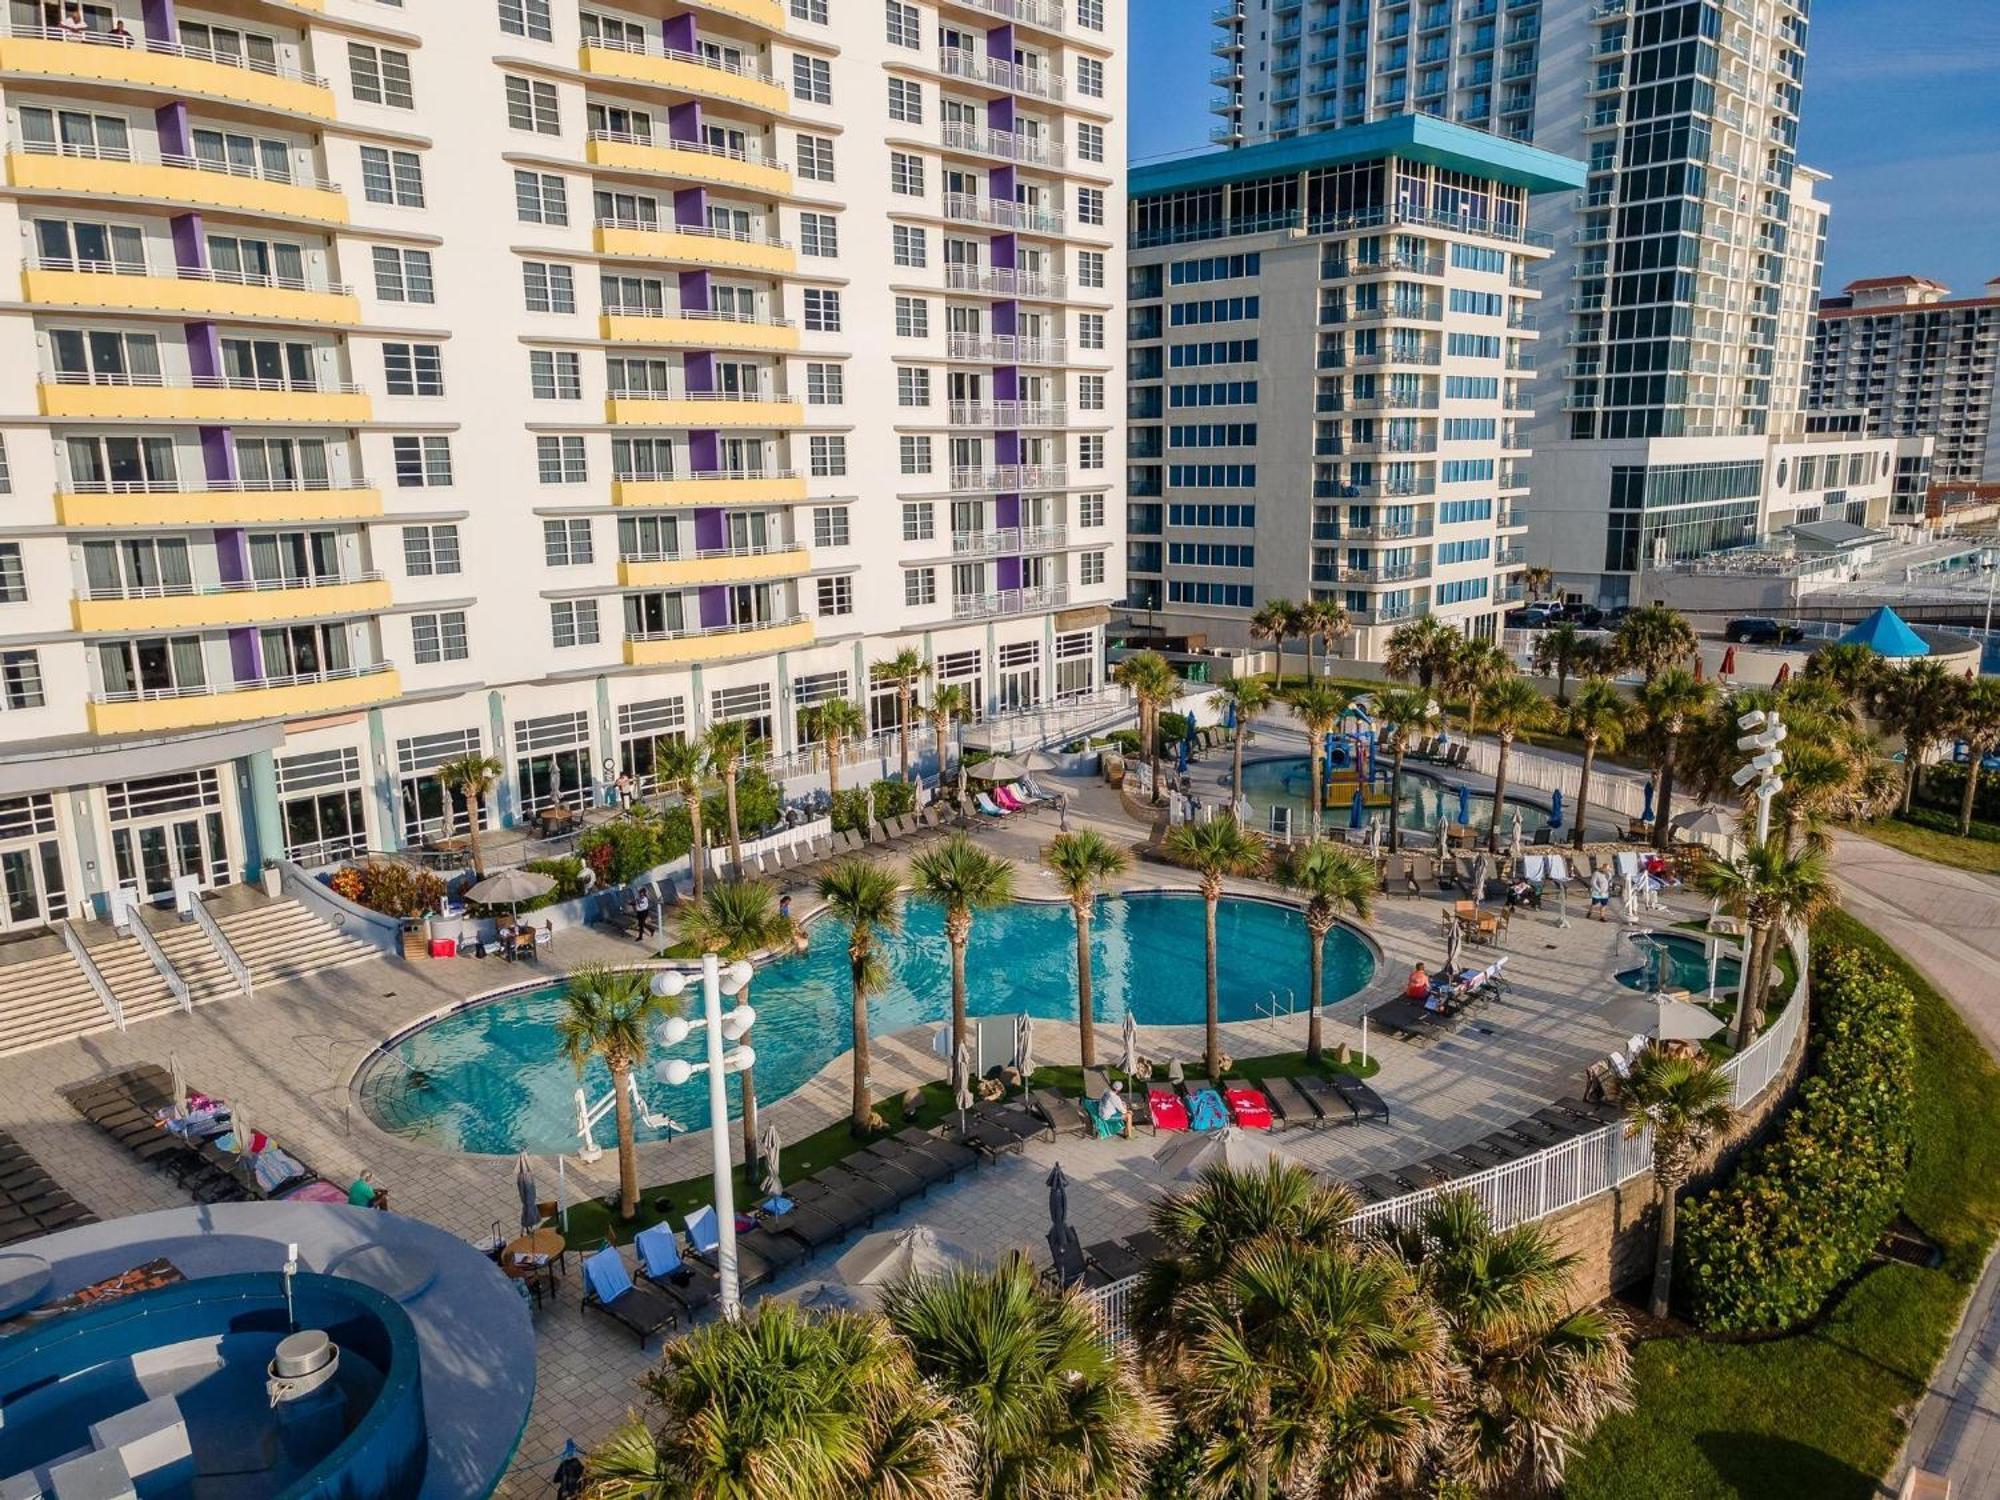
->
[1380,855,1405,893]
[581,1245,679,1348]
[1446,744,1470,769]
[783,1180,874,1236]
[1352,1172,1407,1203]
[974,792,1009,818]
[828,1154,927,1211]
[633,1223,720,1318]
[1292,1072,1357,1125]
[1145,1084,1189,1133]
[760,1201,849,1253]
[1030,1087,1092,1139]
[855,1136,954,1189]
[1403,857,1425,896]
[1330,1073,1389,1123]
[1262,1075,1324,1129]
[1220,1080,1274,1130]
[894,1125,980,1175]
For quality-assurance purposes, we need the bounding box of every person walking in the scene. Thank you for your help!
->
[632,882,653,942]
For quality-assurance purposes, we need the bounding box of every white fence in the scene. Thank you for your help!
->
[1454,738,1654,822]
[1082,930,1809,1350]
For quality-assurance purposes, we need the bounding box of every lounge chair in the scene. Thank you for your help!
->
[762,1201,849,1252]
[1146,1084,1189,1133]
[1352,1172,1406,1203]
[581,1246,679,1348]
[685,1206,786,1287]
[1030,1088,1091,1138]
[992,786,1025,812]
[974,792,1008,818]
[1446,744,1470,769]
[1330,1073,1389,1123]
[1262,1075,1324,1129]
[633,1223,720,1318]
[1293,1071,1356,1125]
[895,1126,979,1174]
[856,1137,955,1189]
[1381,856,1405,893]
[1184,1085,1229,1132]
[784,1180,874,1235]
[1220,1081,1274,1130]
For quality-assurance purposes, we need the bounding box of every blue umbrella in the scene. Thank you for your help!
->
[1176,736,1190,774]
[1456,784,1472,825]
[1224,700,1237,730]
[1642,777,1656,823]
[1349,787,1366,829]
[1550,788,1564,830]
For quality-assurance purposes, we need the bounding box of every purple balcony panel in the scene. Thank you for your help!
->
[683,350,715,394]
[693,508,727,552]
[996,557,1023,592]
[668,101,703,145]
[991,97,1017,135]
[698,586,729,629]
[995,367,1020,402]
[184,321,221,379]
[662,12,697,52]
[678,269,711,313]
[991,233,1018,272]
[996,495,1022,528]
[996,431,1021,466]
[227,627,262,685]
[986,24,1014,59]
[141,0,178,42]
[170,213,205,272]
[198,427,237,484]
[155,103,191,160]
[214,527,249,584]
[688,430,720,472]
[673,187,708,227]
[991,165,1015,202]
[993,300,1019,337]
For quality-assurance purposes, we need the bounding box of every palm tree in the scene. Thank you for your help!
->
[701,718,754,874]
[872,647,929,782]
[1045,831,1128,1069]
[926,682,971,786]
[1371,685,1438,853]
[1450,639,1513,735]
[553,965,668,1221]
[1561,677,1629,852]
[1637,666,1715,850]
[1803,639,1884,704]
[1618,1048,1737,1320]
[815,858,903,1135]
[585,1300,969,1500]
[1213,675,1274,814]
[1299,596,1350,680]
[434,752,502,876]
[1698,837,1835,1048]
[908,834,1014,1094]
[1163,815,1265,1078]
[1955,677,2000,835]
[655,736,710,901]
[680,879,795,1180]
[1479,675,1549,852]
[1531,620,1592,704]
[1522,563,1556,602]
[1287,682,1350,842]
[1769,739,1855,853]
[1113,650,1178,807]
[881,1260,1167,1500]
[1612,603,1698,685]
[1384,613,1464,693]
[1876,658,1960,815]
[1249,598,1296,689]
[807,697,867,804]
[1273,843,1375,1064]
[1383,1194,1633,1496]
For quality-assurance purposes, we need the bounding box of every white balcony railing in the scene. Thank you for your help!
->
[29,255,351,296]
[84,569,382,602]
[94,658,393,705]
[11,136,340,193]
[951,583,1068,620]
[2,23,327,86]
[940,120,1066,169]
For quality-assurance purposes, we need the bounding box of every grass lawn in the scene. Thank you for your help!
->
[1565,908,2000,1500]
[563,1049,1378,1251]
[1845,814,2000,877]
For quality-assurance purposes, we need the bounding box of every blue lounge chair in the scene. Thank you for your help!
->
[581,1246,678,1348]
[685,1204,721,1256]
[974,792,1008,817]
[633,1223,719,1317]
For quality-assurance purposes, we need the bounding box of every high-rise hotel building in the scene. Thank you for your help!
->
[1209,0,1829,605]
[0,0,1123,931]
[1125,117,1580,658]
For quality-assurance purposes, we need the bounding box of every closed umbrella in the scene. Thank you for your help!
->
[1366,819,1382,859]
[465,868,556,914]
[1176,735,1190,775]
[1349,787,1366,829]
[864,784,876,829]
[1720,645,1738,678]
[1470,854,1491,903]
[168,1051,186,1122]
[1155,1126,1279,1182]
[1457,784,1472,825]
[1443,916,1463,978]
[1045,1163,1078,1287]
[954,1040,975,1134]
[230,1100,252,1157]
[836,1225,974,1297]
[1641,777,1656,825]
[1773,661,1792,688]
[1550,788,1564,831]
[1509,810,1524,864]
[1121,1010,1140,1084]
[1014,1013,1036,1092]
[515,1152,538,1232]
[759,1121,783,1202]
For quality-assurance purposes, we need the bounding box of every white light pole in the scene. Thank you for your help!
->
[651,954,757,1319]
[1733,709,1787,847]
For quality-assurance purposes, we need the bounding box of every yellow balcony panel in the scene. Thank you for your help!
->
[579,45,790,114]
[604,395,801,429]
[88,667,400,735]
[72,576,390,633]
[690,0,784,29]
[623,616,813,668]
[598,312,799,352]
[585,136,791,198]
[56,485,384,528]
[38,380,371,425]
[6,151,347,224]
[21,267,359,324]
[0,34,335,119]
[593,224,796,276]
[611,474,808,508]
[618,548,809,589]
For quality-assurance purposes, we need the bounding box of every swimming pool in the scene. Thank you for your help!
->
[1616,931,1741,994]
[1238,758,1554,836]
[356,891,1375,1156]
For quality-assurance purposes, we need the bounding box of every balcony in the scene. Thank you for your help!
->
[938,48,1065,101]
[602,390,802,428]
[578,39,789,114]
[72,572,390,633]
[949,0,1066,33]
[942,192,1066,236]
[946,331,1069,364]
[610,469,808,508]
[945,264,1069,300]
[593,218,795,276]
[1347,602,1420,627]
[21,258,359,325]
[939,120,1065,170]
[39,373,369,425]
[947,400,1068,427]
[946,464,1070,492]
[54,478,382,529]
[7,141,345,224]
[0,25,334,119]
[950,525,1068,557]
[951,584,1069,621]
[598,304,798,352]
[625,613,812,667]
[585,132,791,197]
[1339,519,1434,541]
[687,0,785,26]
[1317,560,1433,585]
[617,544,809,588]
[87,662,399,735]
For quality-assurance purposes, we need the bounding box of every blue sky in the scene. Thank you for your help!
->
[1129,0,2000,297]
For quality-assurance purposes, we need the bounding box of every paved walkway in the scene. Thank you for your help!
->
[1839,833,2000,1497]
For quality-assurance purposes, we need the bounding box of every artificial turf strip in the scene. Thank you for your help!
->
[1565,908,2000,1500]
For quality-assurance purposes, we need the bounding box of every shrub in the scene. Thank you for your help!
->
[829,778,918,833]
[1676,943,1917,1332]
[579,819,664,885]
[705,766,782,840]
[1105,729,1142,756]
[1158,711,1192,750]
[328,860,445,920]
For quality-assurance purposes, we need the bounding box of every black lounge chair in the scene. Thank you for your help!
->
[1397,1159,1463,1189]
[1529,1107,1604,1139]
[953,1102,1048,1156]
[1029,1088,1091,1138]
[787,1179,877,1234]
[735,1221,811,1276]
[633,1226,722,1318]
[825,1156,925,1210]
[1082,1237,1146,1283]
[1352,1172,1406,1203]
[1553,1095,1624,1125]
[855,1139,953,1190]
[1470,1131,1538,1164]
[582,1247,680,1349]
[1507,1115,1584,1146]
[1451,1140,1517,1172]
[896,1126,979,1174]
[1262,1075,1324,1129]
[1330,1073,1389,1124]
[765,1202,851,1253]
[1292,1072,1356,1125]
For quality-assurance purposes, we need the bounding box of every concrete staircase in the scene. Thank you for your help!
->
[204,899,381,989]
[0,944,127,1057]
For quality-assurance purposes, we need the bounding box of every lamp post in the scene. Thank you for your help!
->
[1733,708,1787,846]
[650,954,757,1319]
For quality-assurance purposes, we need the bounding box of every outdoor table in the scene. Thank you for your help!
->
[503,1227,566,1305]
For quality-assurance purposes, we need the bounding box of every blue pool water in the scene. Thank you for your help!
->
[357,892,1373,1156]
[1616,931,1741,994]
[1239,758,1553,835]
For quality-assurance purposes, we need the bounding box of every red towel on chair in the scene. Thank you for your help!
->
[1147,1086,1189,1132]
[1223,1085,1274,1130]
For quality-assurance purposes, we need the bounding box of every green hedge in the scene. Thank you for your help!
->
[830,778,917,833]
[1677,944,1917,1333]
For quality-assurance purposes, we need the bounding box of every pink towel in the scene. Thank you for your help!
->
[993,787,1024,811]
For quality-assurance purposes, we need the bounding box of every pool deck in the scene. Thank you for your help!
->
[0,725,1718,1495]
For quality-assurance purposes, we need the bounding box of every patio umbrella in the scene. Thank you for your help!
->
[1720,645,1738,677]
[1550,788,1564,831]
[1121,1010,1140,1083]
[1641,777,1656,824]
[1014,1013,1036,1091]
[863,785,875,828]
[1443,916,1463,978]
[759,1121,783,1201]
[465,868,555,915]
[515,1152,538,1232]
[1457,784,1472,825]
[1366,819,1382,858]
[1672,805,1739,839]
[1773,660,1792,688]
[1693,655,1706,684]
[1176,735,1190,775]
[1155,1126,1279,1182]
[1509,810,1524,863]
[1349,787,1366,828]
[792,1280,867,1313]
[836,1225,975,1296]
[168,1051,186,1121]
[1604,994,1726,1044]
[1470,854,1491,903]
[1045,1163,1078,1287]
[954,1040,975,1134]
[230,1100,252,1157]
[969,756,1031,782]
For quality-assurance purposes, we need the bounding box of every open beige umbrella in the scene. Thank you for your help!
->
[464,868,555,911]
[1671,805,1739,840]
[833,1225,975,1299]
[967,756,1031,782]
[1154,1126,1280,1182]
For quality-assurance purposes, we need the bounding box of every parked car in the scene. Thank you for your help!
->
[1603,604,1636,628]
[1724,617,1803,645]
[1504,604,1559,629]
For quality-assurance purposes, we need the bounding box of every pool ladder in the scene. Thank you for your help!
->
[1255,988,1298,1023]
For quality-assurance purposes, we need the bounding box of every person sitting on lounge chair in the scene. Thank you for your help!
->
[1404,962,1431,1000]
[1095,1081,1129,1138]
[1504,875,1541,910]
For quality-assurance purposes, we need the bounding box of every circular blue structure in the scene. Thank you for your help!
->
[356,891,1377,1156]
[1615,931,1741,994]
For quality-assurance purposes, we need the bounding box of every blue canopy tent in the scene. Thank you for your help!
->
[1837,606,1930,658]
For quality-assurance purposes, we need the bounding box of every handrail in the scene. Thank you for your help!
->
[85,570,382,602]
[587,128,770,166]
[2,23,328,86]
[65,475,369,495]
[61,919,122,1031]
[93,659,393,706]
[45,371,366,396]
[128,917,191,1013]
[191,897,252,997]
[30,254,351,295]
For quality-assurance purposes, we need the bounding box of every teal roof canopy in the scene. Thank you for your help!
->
[1131,115,1587,199]
[1838,606,1930,658]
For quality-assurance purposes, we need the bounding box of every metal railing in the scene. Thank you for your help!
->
[92,659,393,706]
[29,254,351,296]
[84,569,381,602]
[191,896,252,997]
[581,35,779,87]
[128,916,191,1013]
[627,611,806,645]
[951,584,1068,621]
[594,214,790,251]
[2,22,328,86]
[941,191,1067,236]
[62,919,122,1031]
[948,464,1070,492]
[940,120,1066,169]
[937,48,1066,100]
[588,128,770,166]
[45,370,365,397]
[66,473,368,495]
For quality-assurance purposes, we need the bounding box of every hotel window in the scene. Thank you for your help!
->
[895,297,929,338]
[890,152,925,196]
[402,524,462,576]
[885,0,919,46]
[67,434,177,491]
[888,78,923,123]
[1079,435,1105,470]
[550,600,600,648]
[0,545,24,604]
[897,368,931,407]
[799,212,838,258]
[1081,552,1106,586]
[899,436,932,474]
[514,170,567,224]
[498,0,552,40]
[1077,188,1105,226]
[349,43,414,107]
[612,437,675,480]
[1078,250,1105,288]
[537,435,588,483]
[505,75,560,133]
[1078,374,1105,411]
[797,134,835,181]
[360,147,424,206]
[817,575,854,617]
[411,611,469,664]
[1076,0,1103,28]
[543,518,594,566]
[803,288,842,331]
[893,225,927,267]
[522,261,576,313]
[383,343,444,396]
[1078,313,1105,349]
[1076,56,1104,98]
[793,55,831,104]
[901,502,934,541]
[372,247,434,304]
[393,435,453,487]
[905,568,937,607]
[1079,494,1106,527]
[805,363,844,405]
[790,0,827,19]
[809,436,847,477]
[1076,123,1104,164]
[812,507,850,547]
[2,651,45,710]
[530,350,582,399]
[0,437,11,493]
